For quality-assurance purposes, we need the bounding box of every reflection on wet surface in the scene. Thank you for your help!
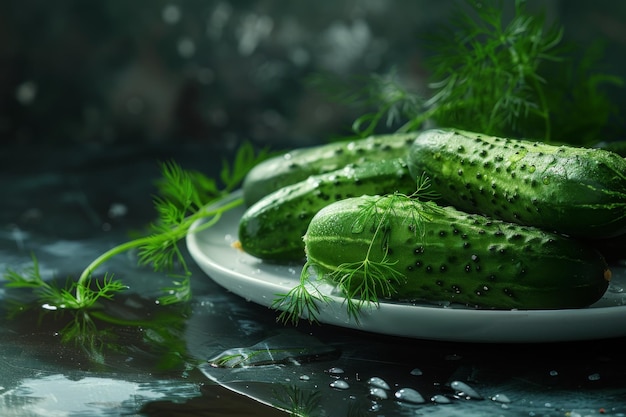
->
[208,332,341,368]
[3,256,626,416]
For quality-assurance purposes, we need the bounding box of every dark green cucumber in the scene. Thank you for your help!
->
[239,158,417,261]
[407,129,626,238]
[304,195,611,310]
[242,132,416,206]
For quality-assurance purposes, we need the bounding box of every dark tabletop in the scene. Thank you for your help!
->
[2,1,626,416]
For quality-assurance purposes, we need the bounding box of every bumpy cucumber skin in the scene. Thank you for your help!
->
[304,195,610,310]
[407,129,626,239]
[242,133,417,206]
[239,158,417,262]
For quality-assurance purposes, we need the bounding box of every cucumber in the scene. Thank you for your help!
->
[303,194,611,310]
[242,132,417,206]
[407,129,626,238]
[239,158,417,261]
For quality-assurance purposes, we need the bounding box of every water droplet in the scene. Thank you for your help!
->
[368,387,388,400]
[528,165,536,173]
[394,388,425,404]
[367,377,390,390]
[431,394,452,404]
[299,375,310,381]
[329,380,350,390]
[450,380,482,399]
[369,402,383,412]
[491,393,511,403]
[588,373,601,381]
[542,176,550,185]
[410,368,423,376]
[549,370,559,377]
[445,353,462,361]
[327,367,344,375]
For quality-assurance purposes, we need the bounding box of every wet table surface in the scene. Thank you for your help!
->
[1,143,626,417]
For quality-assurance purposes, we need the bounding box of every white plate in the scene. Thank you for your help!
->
[186,191,626,343]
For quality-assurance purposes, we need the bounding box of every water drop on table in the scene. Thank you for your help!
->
[431,394,452,404]
[394,388,425,404]
[491,393,511,403]
[588,373,601,381]
[329,380,350,390]
[368,387,388,400]
[327,367,344,375]
[410,368,423,376]
[450,380,482,399]
[369,402,383,412]
[445,353,462,361]
[367,376,390,390]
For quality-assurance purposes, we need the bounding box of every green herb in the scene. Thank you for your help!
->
[274,176,439,324]
[424,0,564,141]
[317,0,623,145]
[4,255,127,310]
[272,269,330,326]
[4,142,271,310]
[537,41,624,145]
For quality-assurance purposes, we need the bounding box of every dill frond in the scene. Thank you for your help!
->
[273,262,331,325]
[4,142,271,313]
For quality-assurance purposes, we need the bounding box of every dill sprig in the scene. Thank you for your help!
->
[315,0,623,145]
[272,262,331,326]
[275,177,439,324]
[424,0,563,141]
[4,254,127,310]
[4,142,271,310]
[331,190,439,321]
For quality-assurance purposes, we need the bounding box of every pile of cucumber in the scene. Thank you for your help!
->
[237,128,626,310]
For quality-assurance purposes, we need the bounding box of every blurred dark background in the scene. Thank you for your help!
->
[1,0,625,153]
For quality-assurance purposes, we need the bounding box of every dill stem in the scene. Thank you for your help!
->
[188,196,243,235]
[74,195,244,305]
[76,237,150,304]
